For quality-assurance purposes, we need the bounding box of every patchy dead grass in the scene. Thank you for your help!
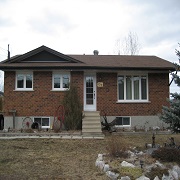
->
[0,133,179,179]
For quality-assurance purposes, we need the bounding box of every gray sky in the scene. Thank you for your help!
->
[0,0,180,92]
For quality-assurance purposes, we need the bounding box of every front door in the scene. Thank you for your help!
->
[84,74,96,111]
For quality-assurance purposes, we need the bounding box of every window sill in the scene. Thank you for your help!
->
[51,89,69,91]
[116,100,151,104]
[14,89,34,92]
[115,125,131,127]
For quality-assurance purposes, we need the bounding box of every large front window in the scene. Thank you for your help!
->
[52,73,70,90]
[16,72,33,90]
[118,75,148,102]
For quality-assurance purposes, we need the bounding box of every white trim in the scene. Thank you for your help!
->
[52,72,70,91]
[33,117,50,128]
[117,74,149,102]
[116,100,150,103]
[15,71,33,91]
[83,73,97,111]
[115,116,131,127]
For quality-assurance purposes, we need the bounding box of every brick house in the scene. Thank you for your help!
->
[0,45,175,133]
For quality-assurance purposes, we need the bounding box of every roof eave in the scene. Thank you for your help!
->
[0,65,175,72]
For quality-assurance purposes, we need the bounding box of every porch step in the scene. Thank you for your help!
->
[82,111,103,136]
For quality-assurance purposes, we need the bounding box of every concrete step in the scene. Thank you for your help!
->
[82,129,102,133]
[82,111,103,135]
[83,111,100,117]
[83,117,101,121]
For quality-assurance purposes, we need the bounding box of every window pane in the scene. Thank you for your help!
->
[54,75,60,88]
[118,76,124,100]
[116,117,123,125]
[134,76,139,100]
[126,76,132,100]
[17,74,24,88]
[26,74,32,88]
[63,75,69,88]
[34,118,41,125]
[42,118,49,126]
[141,76,147,99]
[123,117,130,125]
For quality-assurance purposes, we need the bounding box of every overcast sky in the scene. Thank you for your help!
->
[0,0,180,92]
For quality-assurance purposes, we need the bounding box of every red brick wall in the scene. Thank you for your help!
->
[4,71,169,117]
[97,72,169,116]
[4,71,84,116]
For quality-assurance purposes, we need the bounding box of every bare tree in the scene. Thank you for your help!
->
[115,31,141,55]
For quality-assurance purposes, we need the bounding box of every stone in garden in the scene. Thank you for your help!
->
[103,164,110,172]
[173,165,180,177]
[168,169,178,180]
[155,160,165,168]
[121,161,135,168]
[153,176,160,180]
[136,175,150,180]
[128,150,135,157]
[137,151,144,155]
[120,176,131,180]
[162,173,174,180]
[106,171,119,180]
[98,154,103,161]
[98,160,105,170]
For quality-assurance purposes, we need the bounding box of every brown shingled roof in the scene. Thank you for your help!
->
[0,45,175,71]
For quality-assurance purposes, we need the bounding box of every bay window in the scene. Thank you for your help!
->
[118,75,148,102]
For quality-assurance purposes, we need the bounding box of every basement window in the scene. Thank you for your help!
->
[115,117,131,127]
[34,117,50,128]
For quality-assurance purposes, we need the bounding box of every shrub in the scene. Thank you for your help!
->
[151,147,180,164]
[62,85,82,130]
[107,136,129,158]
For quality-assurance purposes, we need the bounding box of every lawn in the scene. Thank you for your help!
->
[0,133,179,180]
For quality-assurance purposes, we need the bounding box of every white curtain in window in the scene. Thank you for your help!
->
[134,76,139,100]
[126,76,132,100]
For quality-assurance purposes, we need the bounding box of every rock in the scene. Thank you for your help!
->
[120,176,131,180]
[95,159,105,170]
[98,154,103,161]
[136,175,150,180]
[173,165,180,177]
[162,173,174,180]
[145,164,157,172]
[169,169,178,180]
[121,161,135,168]
[98,160,105,170]
[103,164,110,172]
[128,150,136,157]
[137,151,144,155]
[106,171,119,180]
[153,176,160,180]
[155,160,165,168]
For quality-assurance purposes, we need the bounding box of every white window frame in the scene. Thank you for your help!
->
[52,72,70,91]
[117,74,149,103]
[34,117,50,128]
[15,71,33,91]
[115,116,131,127]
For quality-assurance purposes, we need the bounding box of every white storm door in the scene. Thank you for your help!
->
[84,74,97,111]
